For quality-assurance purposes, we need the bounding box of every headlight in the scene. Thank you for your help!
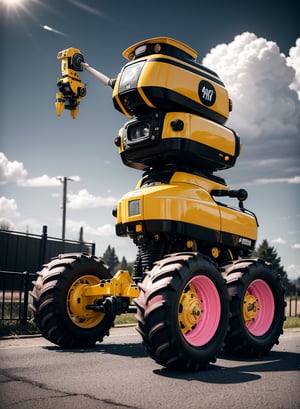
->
[127,122,151,143]
[123,113,163,148]
[119,61,145,92]
[128,200,141,216]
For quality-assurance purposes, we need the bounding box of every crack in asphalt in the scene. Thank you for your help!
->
[0,370,142,409]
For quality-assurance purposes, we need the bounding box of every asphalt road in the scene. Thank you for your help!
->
[0,326,299,409]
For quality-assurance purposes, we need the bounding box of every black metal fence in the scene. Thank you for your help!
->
[0,271,36,324]
[286,296,299,318]
[0,226,96,326]
[0,226,95,274]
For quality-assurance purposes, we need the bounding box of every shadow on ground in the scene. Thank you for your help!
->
[44,341,300,384]
[154,350,300,384]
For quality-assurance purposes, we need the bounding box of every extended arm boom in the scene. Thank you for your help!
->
[80,62,113,87]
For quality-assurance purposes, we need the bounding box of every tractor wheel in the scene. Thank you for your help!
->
[30,253,115,348]
[223,258,286,357]
[135,252,229,371]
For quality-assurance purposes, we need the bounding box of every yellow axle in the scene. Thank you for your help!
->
[83,270,139,302]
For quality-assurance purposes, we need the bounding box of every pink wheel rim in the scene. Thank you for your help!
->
[179,275,221,347]
[244,279,275,336]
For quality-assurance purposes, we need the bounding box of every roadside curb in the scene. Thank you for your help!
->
[0,323,138,340]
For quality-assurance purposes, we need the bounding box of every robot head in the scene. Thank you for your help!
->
[112,37,232,125]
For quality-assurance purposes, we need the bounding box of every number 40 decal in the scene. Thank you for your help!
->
[198,80,216,106]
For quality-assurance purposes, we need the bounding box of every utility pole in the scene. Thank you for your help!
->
[57,176,74,240]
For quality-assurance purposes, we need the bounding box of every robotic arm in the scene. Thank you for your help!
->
[55,47,114,119]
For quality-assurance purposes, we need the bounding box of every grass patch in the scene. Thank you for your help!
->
[283,316,300,329]
[1,314,299,338]
[0,313,137,338]
[114,313,137,325]
[0,320,39,337]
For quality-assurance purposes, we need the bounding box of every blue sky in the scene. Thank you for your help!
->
[1,0,300,279]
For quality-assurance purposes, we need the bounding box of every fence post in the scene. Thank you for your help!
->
[1,272,6,320]
[21,272,29,325]
[39,225,48,266]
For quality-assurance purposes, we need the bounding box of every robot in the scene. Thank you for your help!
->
[31,38,285,371]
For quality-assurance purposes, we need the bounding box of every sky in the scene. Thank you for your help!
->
[1,0,300,280]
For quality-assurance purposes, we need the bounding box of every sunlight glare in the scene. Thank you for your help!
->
[1,0,26,7]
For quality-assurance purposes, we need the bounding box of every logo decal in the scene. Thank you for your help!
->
[199,80,216,106]
[238,237,252,247]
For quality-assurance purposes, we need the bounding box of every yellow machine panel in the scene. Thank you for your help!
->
[122,37,198,61]
[219,205,257,244]
[116,112,240,172]
[115,171,257,253]
[112,38,231,124]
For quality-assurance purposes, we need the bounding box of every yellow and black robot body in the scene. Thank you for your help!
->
[109,37,256,267]
[37,37,284,372]
[55,37,257,266]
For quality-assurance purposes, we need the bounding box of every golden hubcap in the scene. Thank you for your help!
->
[178,283,202,335]
[243,291,259,323]
[67,275,104,329]
[211,247,219,259]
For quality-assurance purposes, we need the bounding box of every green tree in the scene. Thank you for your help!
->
[252,239,288,288]
[114,256,132,274]
[119,256,128,270]
[102,245,119,273]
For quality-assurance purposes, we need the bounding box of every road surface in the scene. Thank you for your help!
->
[0,326,299,409]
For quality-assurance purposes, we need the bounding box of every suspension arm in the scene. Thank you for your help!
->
[83,270,139,303]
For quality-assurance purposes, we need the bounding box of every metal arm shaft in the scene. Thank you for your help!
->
[81,62,111,87]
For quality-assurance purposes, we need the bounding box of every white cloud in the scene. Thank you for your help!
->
[203,32,299,138]
[286,264,300,280]
[82,223,115,237]
[287,38,300,98]
[20,175,62,187]
[28,175,80,188]
[0,218,16,230]
[202,33,300,185]
[66,219,115,238]
[0,152,27,184]
[21,174,80,187]
[67,189,117,209]
[0,196,20,230]
[0,196,20,218]
[272,237,286,245]
[22,175,81,188]
[0,198,44,233]
[251,176,300,185]
[292,243,300,249]
[0,152,79,188]
[65,219,137,260]
[57,176,81,182]
[17,218,44,234]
